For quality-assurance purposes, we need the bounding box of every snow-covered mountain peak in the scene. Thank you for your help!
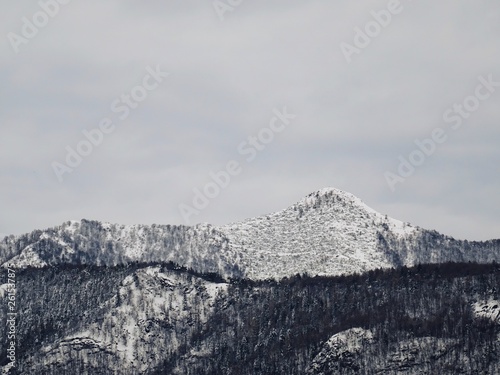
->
[293,187,417,236]
[296,187,391,218]
[295,187,355,209]
[2,188,500,280]
[216,188,423,279]
[298,187,366,207]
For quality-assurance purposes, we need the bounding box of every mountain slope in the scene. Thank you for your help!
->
[0,220,242,279]
[4,262,500,374]
[1,188,499,279]
[218,188,500,279]
[0,263,228,374]
[218,188,418,278]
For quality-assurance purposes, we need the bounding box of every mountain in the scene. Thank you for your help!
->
[1,188,499,279]
[0,221,242,279]
[1,188,500,374]
[2,263,500,374]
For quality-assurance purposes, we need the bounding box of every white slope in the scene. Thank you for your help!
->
[5,245,48,268]
[3,187,499,280]
[306,328,375,375]
[308,328,460,374]
[0,219,242,278]
[473,299,500,323]
[37,266,227,373]
[217,187,419,279]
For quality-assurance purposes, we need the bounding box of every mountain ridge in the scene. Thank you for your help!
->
[1,188,499,279]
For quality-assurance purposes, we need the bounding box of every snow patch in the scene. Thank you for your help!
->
[324,327,374,352]
[0,284,9,298]
[217,187,420,279]
[473,299,500,322]
[204,282,228,299]
[5,246,47,268]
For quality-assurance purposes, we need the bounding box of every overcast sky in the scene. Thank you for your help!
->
[1,0,499,241]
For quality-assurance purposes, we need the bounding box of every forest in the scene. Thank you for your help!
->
[1,261,499,374]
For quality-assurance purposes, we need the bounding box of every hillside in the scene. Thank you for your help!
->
[1,188,499,279]
[1,262,500,374]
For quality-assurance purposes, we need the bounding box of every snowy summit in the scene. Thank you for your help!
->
[1,188,499,280]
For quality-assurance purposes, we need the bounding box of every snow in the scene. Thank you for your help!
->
[304,188,417,236]
[204,282,228,299]
[309,327,460,374]
[324,327,374,352]
[5,245,47,268]
[307,327,374,373]
[5,187,497,281]
[42,266,229,372]
[0,284,9,298]
[473,299,500,322]
[0,188,428,278]
[114,224,147,260]
[217,187,421,279]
